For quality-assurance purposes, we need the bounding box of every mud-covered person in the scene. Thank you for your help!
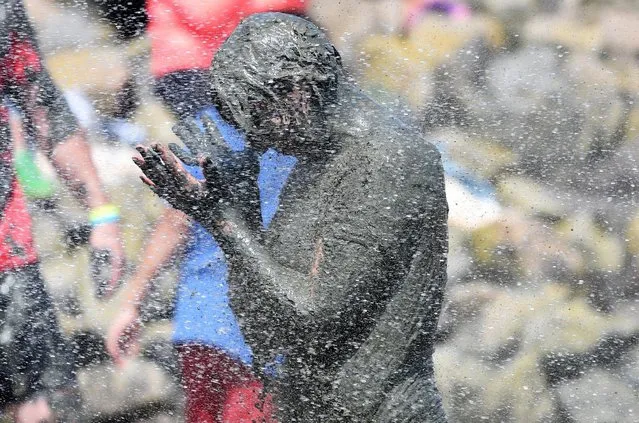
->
[135,12,448,422]
[0,1,124,422]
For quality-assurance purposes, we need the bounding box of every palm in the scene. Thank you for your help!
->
[134,116,261,228]
[133,143,210,220]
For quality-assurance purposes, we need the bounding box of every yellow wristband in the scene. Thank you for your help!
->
[89,204,120,226]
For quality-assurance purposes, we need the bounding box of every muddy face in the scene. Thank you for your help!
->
[243,84,330,155]
[209,13,342,156]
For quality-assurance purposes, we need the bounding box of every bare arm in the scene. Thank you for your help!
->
[124,207,190,306]
[106,207,190,366]
[7,0,125,293]
[50,131,109,208]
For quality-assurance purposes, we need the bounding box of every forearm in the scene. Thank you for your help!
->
[50,130,110,208]
[124,208,190,306]
[209,207,315,317]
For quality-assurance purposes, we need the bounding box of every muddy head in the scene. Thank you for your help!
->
[209,12,344,156]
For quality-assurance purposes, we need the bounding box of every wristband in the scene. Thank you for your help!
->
[13,149,56,199]
[89,204,120,226]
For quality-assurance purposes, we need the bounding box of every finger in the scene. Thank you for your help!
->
[201,115,228,151]
[173,120,205,156]
[135,145,153,162]
[135,147,157,174]
[148,143,168,166]
[153,144,191,184]
[139,174,156,187]
[169,143,198,166]
[132,156,150,172]
[153,143,178,167]
[134,157,161,187]
[136,146,167,183]
[143,144,177,186]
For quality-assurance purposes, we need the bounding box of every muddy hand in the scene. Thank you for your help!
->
[133,143,208,217]
[201,148,261,228]
[171,116,261,227]
[171,116,228,160]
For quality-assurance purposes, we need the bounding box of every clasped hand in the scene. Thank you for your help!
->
[133,116,260,226]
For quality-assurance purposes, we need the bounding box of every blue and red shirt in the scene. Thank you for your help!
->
[172,106,296,364]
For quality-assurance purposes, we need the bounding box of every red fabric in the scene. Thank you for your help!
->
[0,33,41,89]
[0,105,8,123]
[147,0,308,77]
[0,181,38,273]
[177,344,277,423]
[0,34,41,272]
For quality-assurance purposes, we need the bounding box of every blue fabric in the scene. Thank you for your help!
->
[172,106,296,365]
[259,149,297,227]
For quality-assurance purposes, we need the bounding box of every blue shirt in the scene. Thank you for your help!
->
[172,106,296,365]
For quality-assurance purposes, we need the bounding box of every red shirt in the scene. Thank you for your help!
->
[0,34,43,271]
[0,182,38,272]
[147,0,308,78]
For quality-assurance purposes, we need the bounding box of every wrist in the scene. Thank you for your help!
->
[85,190,110,210]
[89,204,120,227]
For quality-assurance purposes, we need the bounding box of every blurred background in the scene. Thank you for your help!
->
[18,0,639,421]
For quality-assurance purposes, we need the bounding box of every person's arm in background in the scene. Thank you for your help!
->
[106,207,190,366]
[50,131,125,290]
[7,0,125,293]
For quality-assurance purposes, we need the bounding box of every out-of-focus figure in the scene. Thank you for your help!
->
[403,0,471,29]
[0,1,125,422]
[106,1,307,422]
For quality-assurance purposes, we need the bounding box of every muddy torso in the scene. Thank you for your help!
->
[227,94,448,421]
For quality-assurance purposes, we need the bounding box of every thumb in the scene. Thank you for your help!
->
[200,156,217,179]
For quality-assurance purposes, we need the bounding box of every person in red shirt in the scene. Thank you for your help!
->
[149,0,308,117]
[1,1,124,421]
[107,2,307,422]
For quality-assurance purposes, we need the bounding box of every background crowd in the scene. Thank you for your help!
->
[4,0,639,421]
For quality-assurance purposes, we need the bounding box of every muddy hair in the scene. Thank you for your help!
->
[209,12,344,134]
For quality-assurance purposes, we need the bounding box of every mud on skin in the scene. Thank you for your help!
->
[136,12,449,422]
